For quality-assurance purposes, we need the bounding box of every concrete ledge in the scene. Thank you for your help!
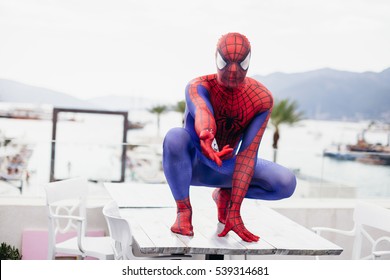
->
[260,198,390,209]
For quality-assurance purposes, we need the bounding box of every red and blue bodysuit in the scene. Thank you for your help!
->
[163,33,296,242]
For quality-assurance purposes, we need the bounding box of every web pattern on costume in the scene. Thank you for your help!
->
[188,76,272,241]
[172,33,273,242]
[216,33,251,88]
[188,76,272,151]
[170,197,193,236]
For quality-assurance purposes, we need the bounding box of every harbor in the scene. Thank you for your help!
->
[1,110,389,199]
[323,122,390,165]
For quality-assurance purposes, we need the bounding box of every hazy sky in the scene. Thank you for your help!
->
[1,0,389,103]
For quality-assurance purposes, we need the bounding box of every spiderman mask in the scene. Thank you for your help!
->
[216,33,251,88]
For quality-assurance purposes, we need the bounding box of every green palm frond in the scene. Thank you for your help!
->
[174,100,186,114]
[271,99,304,128]
[270,98,304,162]
[148,105,168,115]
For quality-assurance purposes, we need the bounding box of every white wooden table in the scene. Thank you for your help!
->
[104,183,343,259]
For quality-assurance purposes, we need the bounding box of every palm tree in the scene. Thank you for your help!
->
[174,100,186,114]
[173,100,186,126]
[270,99,304,162]
[148,105,168,137]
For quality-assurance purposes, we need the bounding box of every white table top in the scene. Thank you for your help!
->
[104,183,175,208]
[104,183,343,256]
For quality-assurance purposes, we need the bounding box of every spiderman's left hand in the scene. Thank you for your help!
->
[218,208,260,242]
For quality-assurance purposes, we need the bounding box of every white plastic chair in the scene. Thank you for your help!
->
[45,177,114,260]
[313,201,390,259]
[102,200,193,260]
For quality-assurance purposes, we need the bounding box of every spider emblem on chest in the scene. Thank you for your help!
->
[216,107,245,132]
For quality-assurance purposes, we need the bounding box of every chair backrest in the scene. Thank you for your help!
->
[45,177,89,235]
[45,177,88,205]
[352,201,390,259]
[102,200,133,259]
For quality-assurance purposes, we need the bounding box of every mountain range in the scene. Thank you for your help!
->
[0,79,93,109]
[253,68,390,121]
[1,67,389,121]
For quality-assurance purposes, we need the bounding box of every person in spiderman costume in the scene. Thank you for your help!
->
[162,32,296,242]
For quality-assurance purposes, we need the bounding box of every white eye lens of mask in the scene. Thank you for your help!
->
[240,52,251,70]
[216,51,227,70]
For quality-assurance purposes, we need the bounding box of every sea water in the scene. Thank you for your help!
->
[0,111,389,198]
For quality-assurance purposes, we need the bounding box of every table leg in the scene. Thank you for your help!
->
[205,254,224,260]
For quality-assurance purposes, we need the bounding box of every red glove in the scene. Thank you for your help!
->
[199,130,233,166]
[218,202,259,242]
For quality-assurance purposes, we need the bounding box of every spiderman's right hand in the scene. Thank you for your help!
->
[199,130,233,166]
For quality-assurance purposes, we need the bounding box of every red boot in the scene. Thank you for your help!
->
[212,188,231,224]
[171,197,194,236]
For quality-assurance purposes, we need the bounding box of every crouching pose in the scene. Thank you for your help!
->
[163,33,296,242]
